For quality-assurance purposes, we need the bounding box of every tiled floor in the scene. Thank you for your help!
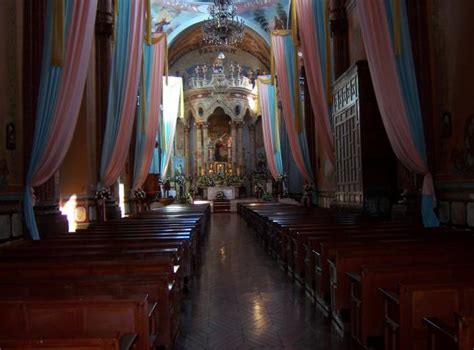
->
[175,213,358,350]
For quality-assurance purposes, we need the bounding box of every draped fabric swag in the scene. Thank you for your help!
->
[158,76,184,178]
[357,0,439,227]
[24,0,97,240]
[295,0,335,167]
[100,0,145,188]
[257,77,283,180]
[271,31,314,183]
[132,34,167,191]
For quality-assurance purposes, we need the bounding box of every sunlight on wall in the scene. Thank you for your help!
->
[248,94,258,114]
[119,183,126,218]
[60,194,77,232]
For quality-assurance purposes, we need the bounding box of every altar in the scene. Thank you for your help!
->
[206,186,239,200]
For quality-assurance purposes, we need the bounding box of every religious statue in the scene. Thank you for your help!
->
[229,63,235,78]
[154,18,170,33]
[202,64,208,81]
[214,134,228,162]
[236,64,242,78]
[194,65,201,79]
[301,182,315,207]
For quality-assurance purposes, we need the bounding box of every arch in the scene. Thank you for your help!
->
[168,22,271,69]
[205,102,236,122]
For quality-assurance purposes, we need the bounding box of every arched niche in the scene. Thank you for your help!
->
[204,102,235,122]
[207,107,232,163]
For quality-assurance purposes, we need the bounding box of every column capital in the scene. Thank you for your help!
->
[230,120,243,127]
[194,122,203,128]
[202,122,209,128]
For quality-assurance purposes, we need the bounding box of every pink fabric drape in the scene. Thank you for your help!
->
[272,34,312,182]
[30,0,97,186]
[258,79,279,179]
[357,1,435,198]
[296,0,335,167]
[132,36,166,190]
[101,0,145,187]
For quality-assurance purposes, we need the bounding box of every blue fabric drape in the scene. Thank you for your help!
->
[149,143,161,174]
[281,35,314,181]
[133,44,153,185]
[23,0,73,240]
[266,81,284,175]
[99,0,132,182]
[314,0,329,92]
[384,0,439,227]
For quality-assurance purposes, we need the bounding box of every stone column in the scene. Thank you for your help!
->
[202,122,209,173]
[196,123,202,175]
[184,126,191,176]
[330,0,349,79]
[23,0,68,236]
[249,124,256,171]
[237,122,244,173]
[230,121,237,168]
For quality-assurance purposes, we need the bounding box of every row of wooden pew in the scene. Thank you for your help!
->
[0,203,210,350]
[238,202,474,350]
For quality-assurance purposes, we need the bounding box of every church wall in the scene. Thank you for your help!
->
[171,46,268,83]
[427,0,474,227]
[59,47,98,229]
[346,0,367,65]
[280,116,303,195]
[0,0,25,240]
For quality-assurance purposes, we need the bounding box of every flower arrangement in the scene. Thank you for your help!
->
[196,174,245,188]
[262,191,273,202]
[197,175,214,187]
[226,175,245,187]
[214,173,225,186]
[174,174,186,186]
[134,188,146,199]
[215,191,227,200]
[303,182,315,195]
[95,187,111,200]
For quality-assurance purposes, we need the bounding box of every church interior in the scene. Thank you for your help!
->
[1,0,474,349]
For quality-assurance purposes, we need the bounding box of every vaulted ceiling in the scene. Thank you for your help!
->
[152,0,290,68]
[168,23,271,69]
[151,0,290,40]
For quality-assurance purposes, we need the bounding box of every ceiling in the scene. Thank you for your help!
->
[168,23,271,69]
[151,0,291,43]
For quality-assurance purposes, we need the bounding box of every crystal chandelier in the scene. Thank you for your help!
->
[202,0,245,46]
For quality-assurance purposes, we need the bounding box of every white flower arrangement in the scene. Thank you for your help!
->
[134,188,146,199]
[95,187,111,200]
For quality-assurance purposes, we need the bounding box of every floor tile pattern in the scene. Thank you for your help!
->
[175,213,358,350]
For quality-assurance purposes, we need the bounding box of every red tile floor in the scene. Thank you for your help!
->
[175,213,359,350]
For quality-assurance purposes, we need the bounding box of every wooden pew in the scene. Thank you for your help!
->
[380,280,474,350]
[0,294,156,350]
[347,262,474,348]
[0,332,138,350]
[330,244,474,331]
[0,258,178,348]
[0,273,180,348]
[423,312,474,350]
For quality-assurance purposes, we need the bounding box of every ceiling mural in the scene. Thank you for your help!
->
[151,0,290,43]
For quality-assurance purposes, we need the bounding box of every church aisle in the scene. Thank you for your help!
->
[175,213,357,350]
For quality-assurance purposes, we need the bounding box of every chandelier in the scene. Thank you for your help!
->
[202,0,245,46]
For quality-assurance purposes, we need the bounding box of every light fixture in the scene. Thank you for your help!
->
[217,51,226,59]
[202,0,245,46]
